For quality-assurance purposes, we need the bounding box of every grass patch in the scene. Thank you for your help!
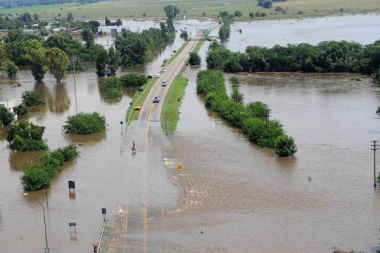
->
[25,0,380,23]
[125,77,156,124]
[161,76,188,133]
[163,39,190,67]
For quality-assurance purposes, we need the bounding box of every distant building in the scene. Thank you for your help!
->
[0,29,8,38]
[97,26,130,36]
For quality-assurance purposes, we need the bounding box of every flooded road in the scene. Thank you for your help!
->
[1,15,380,253]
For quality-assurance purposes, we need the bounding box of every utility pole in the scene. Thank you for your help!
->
[266,109,271,128]
[72,55,78,114]
[371,140,379,188]
[39,201,50,253]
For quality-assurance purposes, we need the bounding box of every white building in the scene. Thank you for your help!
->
[97,26,130,36]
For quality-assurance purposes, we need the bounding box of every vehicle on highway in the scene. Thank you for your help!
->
[162,81,167,87]
[153,96,160,103]
[155,73,160,78]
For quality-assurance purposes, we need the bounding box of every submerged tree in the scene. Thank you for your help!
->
[63,112,106,134]
[47,47,69,83]
[188,52,201,65]
[25,39,48,82]
[6,121,48,152]
[0,107,14,125]
[275,135,297,157]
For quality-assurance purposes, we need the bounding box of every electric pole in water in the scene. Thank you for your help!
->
[266,109,271,128]
[371,140,379,188]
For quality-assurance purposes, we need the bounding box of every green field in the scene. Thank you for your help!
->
[1,0,379,23]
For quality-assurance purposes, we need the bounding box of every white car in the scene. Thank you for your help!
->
[162,81,167,87]
[155,73,160,78]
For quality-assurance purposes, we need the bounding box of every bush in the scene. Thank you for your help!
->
[21,145,79,191]
[63,112,106,134]
[119,73,147,87]
[103,77,122,98]
[188,52,201,65]
[13,104,28,115]
[275,135,297,157]
[22,91,45,106]
[0,106,14,125]
[6,121,48,151]
[246,101,269,118]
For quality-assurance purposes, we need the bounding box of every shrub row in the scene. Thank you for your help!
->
[196,70,296,157]
[21,145,79,191]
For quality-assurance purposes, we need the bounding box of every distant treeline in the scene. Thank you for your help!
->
[0,0,101,8]
[206,40,380,84]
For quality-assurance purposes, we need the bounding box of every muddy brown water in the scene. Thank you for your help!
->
[1,16,380,253]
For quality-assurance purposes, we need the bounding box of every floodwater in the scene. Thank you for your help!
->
[1,15,380,253]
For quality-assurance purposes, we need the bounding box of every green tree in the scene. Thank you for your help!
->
[163,5,180,32]
[81,28,94,49]
[63,112,106,134]
[180,30,188,40]
[47,47,69,83]
[88,20,100,33]
[234,10,243,17]
[188,52,201,65]
[231,88,244,105]
[6,121,48,152]
[25,39,48,82]
[107,46,119,76]
[1,59,18,78]
[275,135,297,157]
[103,77,122,98]
[119,73,147,87]
[0,106,14,125]
[95,47,108,77]
[13,104,28,116]
[67,12,74,22]
[219,23,231,43]
[22,91,45,106]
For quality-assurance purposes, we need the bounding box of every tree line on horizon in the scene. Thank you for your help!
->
[206,40,380,85]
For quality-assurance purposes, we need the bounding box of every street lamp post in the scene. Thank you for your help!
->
[35,199,49,253]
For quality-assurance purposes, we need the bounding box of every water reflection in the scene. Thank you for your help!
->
[8,150,44,171]
[63,131,106,145]
[53,83,70,114]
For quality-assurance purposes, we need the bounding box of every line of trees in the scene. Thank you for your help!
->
[206,40,380,84]
[196,69,297,157]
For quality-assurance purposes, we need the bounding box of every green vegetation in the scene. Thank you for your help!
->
[25,39,48,82]
[161,76,188,132]
[6,120,48,151]
[13,104,28,116]
[197,70,296,156]
[275,135,297,157]
[22,91,45,106]
[63,112,106,134]
[0,106,14,125]
[206,40,380,84]
[47,46,70,83]
[26,0,379,22]
[21,144,79,191]
[188,52,201,65]
[120,73,147,87]
[103,77,122,99]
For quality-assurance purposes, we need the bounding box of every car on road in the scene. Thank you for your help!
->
[155,73,160,78]
[162,81,167,87]
[153,96,160,103]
